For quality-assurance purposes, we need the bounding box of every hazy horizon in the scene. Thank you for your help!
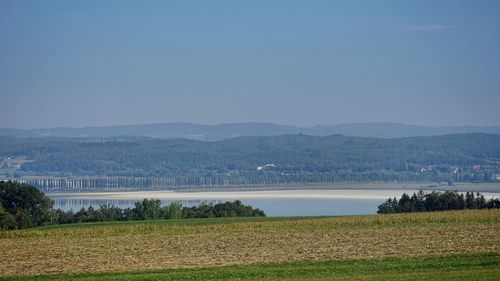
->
[2,0,500,129]
[4,120,500,131]
[2,121,500,131]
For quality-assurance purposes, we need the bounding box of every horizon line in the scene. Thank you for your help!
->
[1,121,499,131]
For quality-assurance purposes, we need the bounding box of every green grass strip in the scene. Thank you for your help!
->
[2,253,499,281]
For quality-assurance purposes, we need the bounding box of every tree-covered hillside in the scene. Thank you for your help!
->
[0,134,498,183]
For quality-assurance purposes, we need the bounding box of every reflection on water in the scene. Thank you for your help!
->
[52,198,222,211]
[49,190,500,217]
[243,199,381,217]
[50,197,385,216]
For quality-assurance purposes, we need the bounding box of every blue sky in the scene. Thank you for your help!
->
[1,0,499,128]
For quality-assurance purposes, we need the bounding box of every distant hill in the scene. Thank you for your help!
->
[0,133,499,186]
[307,123,500,138]
[0,122,499,140]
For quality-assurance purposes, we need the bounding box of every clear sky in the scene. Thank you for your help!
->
[1,0,499,129]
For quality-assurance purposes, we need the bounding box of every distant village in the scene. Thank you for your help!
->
[0,157,31,170]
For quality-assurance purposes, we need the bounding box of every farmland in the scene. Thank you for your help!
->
[0,209,499,280]
[0,254,499,281]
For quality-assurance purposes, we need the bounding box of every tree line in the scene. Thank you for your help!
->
[377,190,500,214]
[56,199,265,225]
[0,181,265,230]
[18,173,466,192]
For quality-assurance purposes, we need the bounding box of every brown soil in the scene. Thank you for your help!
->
[1,210,499,276]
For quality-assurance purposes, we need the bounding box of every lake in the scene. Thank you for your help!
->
[48,189,500,217]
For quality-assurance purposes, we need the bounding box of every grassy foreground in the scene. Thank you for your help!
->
[1,254,499,281]
[0,210,499,279]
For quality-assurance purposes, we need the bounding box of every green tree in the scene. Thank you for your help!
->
[411,190,426,212]
[0,203,17,230]
[164,202,182,219]
[377,198,396,214]
[0,181,54,227]
[398,193,413,212]
[133,199,163,220]
[379,190,499,214]
[15,209,34,229]
[98,204,124,221]
[465,192,476,209]
[474,193,486,209]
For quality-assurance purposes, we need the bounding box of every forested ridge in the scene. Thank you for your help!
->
[1,133,499,188]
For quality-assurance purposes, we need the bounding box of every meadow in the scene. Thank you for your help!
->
[1,209,499,280]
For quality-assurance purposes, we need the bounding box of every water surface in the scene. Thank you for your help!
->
[48,189,500,217]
